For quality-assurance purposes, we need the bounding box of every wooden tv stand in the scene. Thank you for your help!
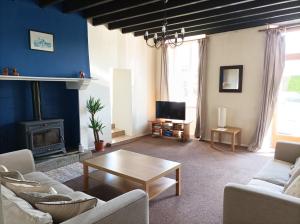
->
[150,120,191,142]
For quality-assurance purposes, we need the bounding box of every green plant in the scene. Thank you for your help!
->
[288,75,300,93]
[86,97,105,143]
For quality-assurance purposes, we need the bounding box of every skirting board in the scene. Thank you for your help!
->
[86,132,151,150]
[85,135,249,151]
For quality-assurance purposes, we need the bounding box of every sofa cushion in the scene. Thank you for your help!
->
[284,175,300,198]
[248,179,284,193]
[1,176,39,188]
[0,170,25,180]
[284,167,300,191]
[67,191,105,207]
[0,165,8,172]
[2,185,53,224]
[0,149,35,174]
[35,198,98,223]
[290,156,300,176]
[5,182,57,195]
[19,192,72,207]
[253,159,291,186]
[24,172,73,195]
[67,191,97,200]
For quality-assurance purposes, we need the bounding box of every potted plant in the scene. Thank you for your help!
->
[86,97,105,151]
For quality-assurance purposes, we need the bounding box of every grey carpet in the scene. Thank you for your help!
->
[63,136,271,224]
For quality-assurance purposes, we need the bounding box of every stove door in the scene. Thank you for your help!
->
[30,127,65,157]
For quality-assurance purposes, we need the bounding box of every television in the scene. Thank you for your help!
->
[156,101,186,120]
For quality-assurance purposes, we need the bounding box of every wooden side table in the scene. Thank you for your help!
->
[210,127,241,152]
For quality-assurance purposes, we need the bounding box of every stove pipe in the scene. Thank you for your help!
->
[32,81,42,121]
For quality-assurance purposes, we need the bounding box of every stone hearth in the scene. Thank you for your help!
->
[36,150,92,172]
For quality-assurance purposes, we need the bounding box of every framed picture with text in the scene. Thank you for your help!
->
[29,30,54,52]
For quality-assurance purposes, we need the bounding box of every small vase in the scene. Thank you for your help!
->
[95,141,104,152]
[218,107,227,128]
[2,68,8,76]
[12,68,19,76]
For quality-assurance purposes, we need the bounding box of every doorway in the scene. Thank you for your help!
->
[111,69,133,143]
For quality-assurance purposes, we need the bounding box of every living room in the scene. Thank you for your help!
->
[1,0,300,224]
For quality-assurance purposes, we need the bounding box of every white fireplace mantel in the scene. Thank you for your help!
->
[0,75,93,90]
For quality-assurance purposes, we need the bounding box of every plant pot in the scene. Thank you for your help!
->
[95,141,104,152]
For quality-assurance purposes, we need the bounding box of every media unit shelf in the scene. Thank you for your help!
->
[150,120,191,142]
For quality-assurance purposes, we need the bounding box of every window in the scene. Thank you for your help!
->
[168,41,199,106]
[167,41,199,134]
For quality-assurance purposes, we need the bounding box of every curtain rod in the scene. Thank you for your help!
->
[164,35,207,45]
[183,38,206,43]
[259,23,300,32]
[183,35,207,43]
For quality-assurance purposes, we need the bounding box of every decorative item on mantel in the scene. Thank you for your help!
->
[79,71,85,78]
[2,67,9,76]
[86,97,106,152]
[12,68,20,76]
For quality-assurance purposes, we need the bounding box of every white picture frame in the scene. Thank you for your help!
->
[29,30,54,52]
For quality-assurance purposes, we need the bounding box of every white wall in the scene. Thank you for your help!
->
[112,69,133,136]
[79,80,111,150]
[205,27,266,145]
[81,24,265,149]
[79,24,156,150]
[154,27,265,145]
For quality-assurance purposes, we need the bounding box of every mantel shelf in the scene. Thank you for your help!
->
[0,75,93,90]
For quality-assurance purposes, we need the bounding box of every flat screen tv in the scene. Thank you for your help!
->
[156,101,186,120]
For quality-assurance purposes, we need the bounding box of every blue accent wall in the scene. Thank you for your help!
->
[0,0,90,153]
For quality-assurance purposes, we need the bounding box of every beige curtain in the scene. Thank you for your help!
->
[159,43,169,101]
[195,38,208,139]
[248,29,286,151]
[156,44,169,101]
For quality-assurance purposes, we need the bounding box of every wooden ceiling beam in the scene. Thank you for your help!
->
[39,0,300,39]
[133,2,300,36]
[83,0,161,18]
[39,0,63,7]
[144,8,300,38]
[108,0,298,30]
[63,0,113,13]
[183,12,300,37]
[93,0,253,26]
[124,0,300,33]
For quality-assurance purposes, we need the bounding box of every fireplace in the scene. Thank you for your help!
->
[18,81,67,158]
[19,119,66,158]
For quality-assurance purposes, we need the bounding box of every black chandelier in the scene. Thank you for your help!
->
[144,0,185,48]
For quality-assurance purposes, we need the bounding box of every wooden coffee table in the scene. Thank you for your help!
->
[83,150,181,200]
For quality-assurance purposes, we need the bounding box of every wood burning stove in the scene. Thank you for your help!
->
[19,119,66,157]
[18,81,66,158]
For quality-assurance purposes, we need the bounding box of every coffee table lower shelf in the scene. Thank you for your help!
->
[89,171,177,200]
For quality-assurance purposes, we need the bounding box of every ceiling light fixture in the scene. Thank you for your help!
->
[144,0,185,48]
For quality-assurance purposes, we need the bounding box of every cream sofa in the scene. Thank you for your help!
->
[0,149,149,224]
[223,142,300,224]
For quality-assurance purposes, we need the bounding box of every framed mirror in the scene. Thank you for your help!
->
[219,65,243,93]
